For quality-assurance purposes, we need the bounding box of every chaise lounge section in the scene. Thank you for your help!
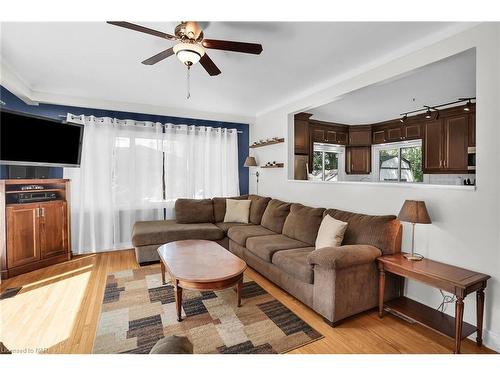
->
[132,195,402,325]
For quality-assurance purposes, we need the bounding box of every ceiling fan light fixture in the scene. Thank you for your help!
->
[173,42,205,66]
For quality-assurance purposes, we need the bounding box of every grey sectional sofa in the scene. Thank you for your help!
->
[131,194,403,325]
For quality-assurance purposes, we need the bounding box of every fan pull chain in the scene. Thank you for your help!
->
[186,65,191,99]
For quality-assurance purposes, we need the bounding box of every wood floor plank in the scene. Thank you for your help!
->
[0,249,495,354]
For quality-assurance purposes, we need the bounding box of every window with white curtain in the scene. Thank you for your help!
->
[64,115,239,254]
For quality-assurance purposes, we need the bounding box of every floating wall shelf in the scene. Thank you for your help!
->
[261,163,284,168]
[249,138,285,148]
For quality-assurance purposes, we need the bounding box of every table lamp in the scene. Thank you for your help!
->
[244,156,259,195]
[398,200,431,261]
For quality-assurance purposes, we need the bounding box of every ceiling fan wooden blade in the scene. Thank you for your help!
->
[141,47,175,65]
[199,54,221,76]
[202,39,263,55]
[107,21,177,41]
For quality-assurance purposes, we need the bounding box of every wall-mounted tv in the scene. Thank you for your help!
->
[0,109,84,167]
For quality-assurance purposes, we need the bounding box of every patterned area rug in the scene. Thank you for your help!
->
[93,265,322,354]
[93,264,323,354]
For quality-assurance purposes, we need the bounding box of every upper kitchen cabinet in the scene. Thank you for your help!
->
[294,113,312,155]
[372,121,421,144]
[423,113,469,173]
[348,126,372,146]
[309,121,348,145]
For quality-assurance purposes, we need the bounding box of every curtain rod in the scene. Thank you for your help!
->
[60,114,243,134]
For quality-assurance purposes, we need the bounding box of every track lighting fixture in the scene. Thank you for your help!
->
[399,97,475,122]
[424,107,432,119]
[464,99,472,111]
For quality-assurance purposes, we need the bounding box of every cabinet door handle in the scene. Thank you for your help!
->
[41,207,45,217]
[36,208,40,217]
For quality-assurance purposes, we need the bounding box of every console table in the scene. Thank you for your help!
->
[377,254,490,354]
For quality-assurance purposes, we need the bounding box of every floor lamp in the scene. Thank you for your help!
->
[244,156,259,195]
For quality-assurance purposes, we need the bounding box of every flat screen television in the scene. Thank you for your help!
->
[0,109,84,167]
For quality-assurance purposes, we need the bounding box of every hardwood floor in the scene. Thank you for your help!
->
[0,249,495,354]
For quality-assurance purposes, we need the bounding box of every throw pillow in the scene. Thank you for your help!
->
[315,215,348,250]
[224,199,252,223]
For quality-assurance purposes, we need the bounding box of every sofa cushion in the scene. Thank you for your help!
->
[315,215,348,249]
[215,222,249,234]
[227,225,276,246]
[132,220,224,247]
[245,234,309,262]
[175,199,214,224]
[260,199,292,233]
[323,209,400,255]
[282,203,325,245]
[272,247,315,284]
[248,195,272,224]
[212,195,248,223]
[224,199,251,223]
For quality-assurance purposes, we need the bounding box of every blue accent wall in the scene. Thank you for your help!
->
[0,86,249,194]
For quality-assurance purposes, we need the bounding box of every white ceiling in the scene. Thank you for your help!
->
[0,22,469,120]
[309,48,476,124]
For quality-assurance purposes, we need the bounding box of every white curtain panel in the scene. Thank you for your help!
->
[163,124,240,204]
[64,116,240,254]
[64,115,164,254]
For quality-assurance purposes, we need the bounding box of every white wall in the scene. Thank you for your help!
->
[250,23,500,351]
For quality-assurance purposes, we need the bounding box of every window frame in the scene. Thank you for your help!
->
[311,143,345,181]
[372,139,423,184]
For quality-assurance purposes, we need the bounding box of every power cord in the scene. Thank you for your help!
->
[436,289,455,313]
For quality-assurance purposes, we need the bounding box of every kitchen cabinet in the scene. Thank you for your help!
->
[310,124,348,145]
[468,112,475,147]
[372,129,386,144]
[294,113,312,155]
[373,122,421,144]
[346,146,371,174]
[423,115,468,173]
[348,126,372,146]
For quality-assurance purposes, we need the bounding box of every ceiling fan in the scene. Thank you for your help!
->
[107,21,263,77]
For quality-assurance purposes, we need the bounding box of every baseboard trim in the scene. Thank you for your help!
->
[484,328,500,352]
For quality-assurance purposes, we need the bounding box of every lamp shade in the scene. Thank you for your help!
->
[398,200,431,224]
[244,156,257,167]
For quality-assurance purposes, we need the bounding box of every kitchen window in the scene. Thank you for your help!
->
[374,140,423,183]
[311,143,345,181]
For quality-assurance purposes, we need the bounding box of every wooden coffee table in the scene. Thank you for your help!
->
[157,239,247,322]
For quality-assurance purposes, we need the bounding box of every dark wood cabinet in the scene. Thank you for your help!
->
[423,115,468,173]
[346,146,371,174]
[404,123,421,140]
[336,131,348,145]
[1,179,72,278]
[294,113,312,155]
[385,126,403,142]
[309,123,348,145]
[423,120,443,172]
[373,122,421,144]
[311,126,326,143]
[372,129,386,144]
[443,115,468,171]
[468,112,475,147]
[348,126,372,146]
